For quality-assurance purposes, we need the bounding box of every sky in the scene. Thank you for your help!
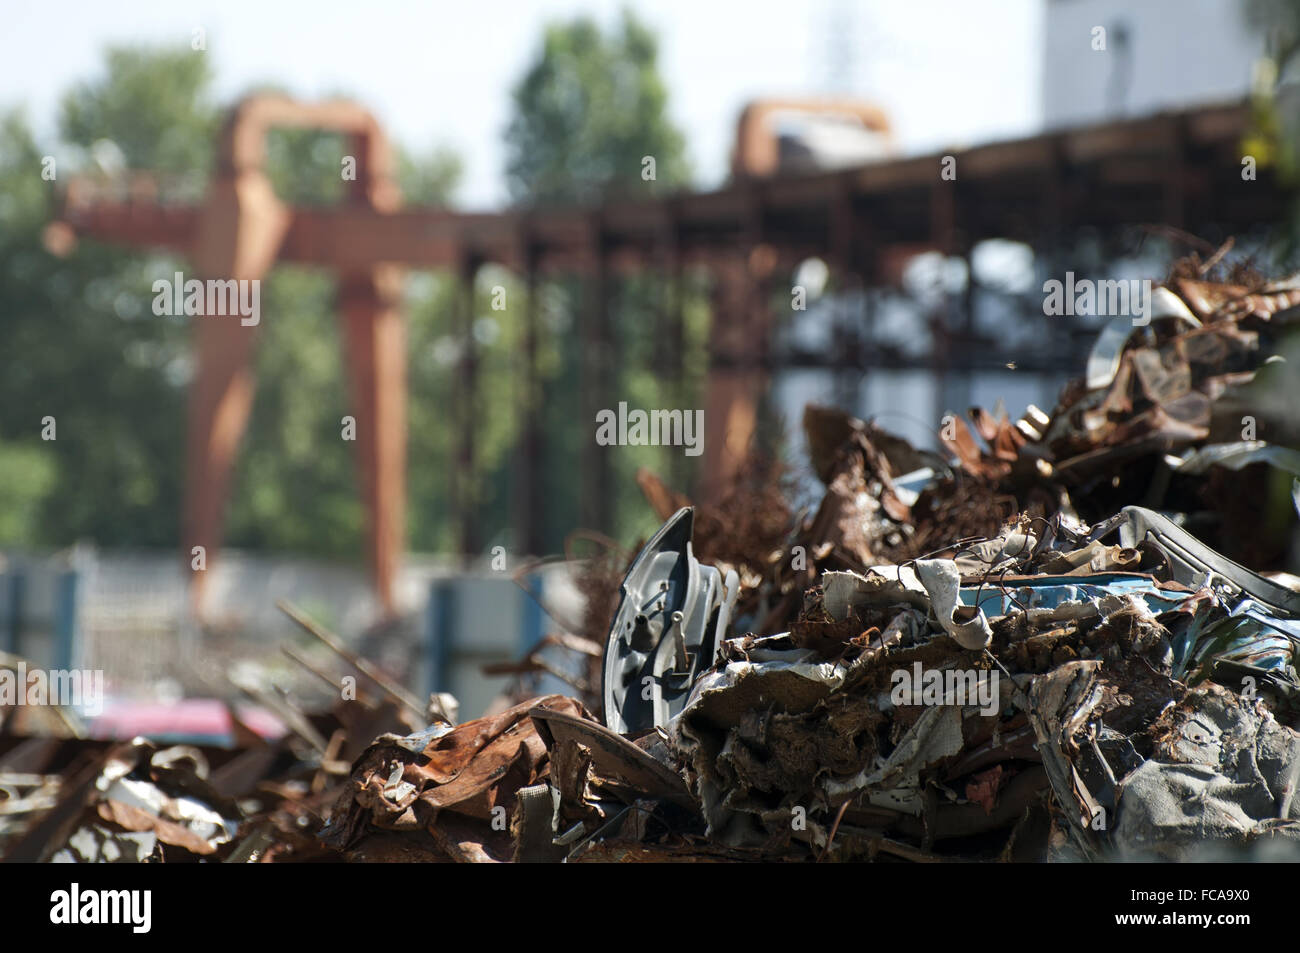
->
[0,0,1045,209]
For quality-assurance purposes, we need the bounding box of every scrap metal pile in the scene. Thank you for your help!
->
[4,255,1300,862]
[0,605,440,863]
[309,255,1300,863]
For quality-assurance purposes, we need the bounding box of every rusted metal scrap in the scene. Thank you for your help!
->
[8,253,1300,865]
[306,494,1297,861]
[4,739,243,863]
[319,694,590,862]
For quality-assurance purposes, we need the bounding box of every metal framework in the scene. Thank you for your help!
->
[48,96,1289,613]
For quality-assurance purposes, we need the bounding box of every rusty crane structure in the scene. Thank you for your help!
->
[47,93,1287,615]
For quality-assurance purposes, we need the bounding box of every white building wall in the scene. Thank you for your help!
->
[1042,0,1264,128]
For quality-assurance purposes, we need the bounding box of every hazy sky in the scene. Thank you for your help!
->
[2,0,1044,208]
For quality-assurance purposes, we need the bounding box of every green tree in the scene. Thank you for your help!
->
[0,81,198,547]
[60,46,217,177]
[505,10,688,204]
[500,10,701,549]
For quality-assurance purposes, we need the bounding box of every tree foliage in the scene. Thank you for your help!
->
[505,10,688,204]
